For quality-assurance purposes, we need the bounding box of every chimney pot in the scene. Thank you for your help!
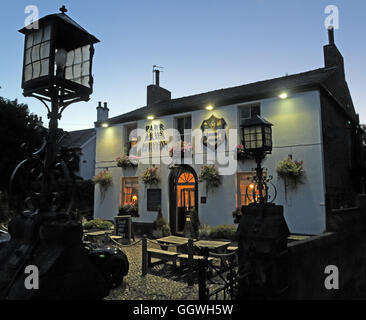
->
[328,26,335,45]
[97,101,109,122]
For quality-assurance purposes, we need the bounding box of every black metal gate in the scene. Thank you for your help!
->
[198,250,239,300]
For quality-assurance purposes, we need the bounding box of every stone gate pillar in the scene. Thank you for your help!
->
[236,203,290,300]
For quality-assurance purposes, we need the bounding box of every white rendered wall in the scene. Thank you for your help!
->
[94,90,326,235]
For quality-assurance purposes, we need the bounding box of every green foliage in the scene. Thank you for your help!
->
[152,207,171,238]
[141,167,160,185]
[0,97,42,221]
[93,170,113,187]
[118,203,139,217]
[116,155,139,168]
[189,207,200,238]
[210,224,237,241]
[198,165,221,190]
[83,218,114,230]
[74,179,94,211]
[276,158,304,178]
[198,224,212,239]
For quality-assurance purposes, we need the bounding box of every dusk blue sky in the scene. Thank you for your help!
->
[1,0,365,131]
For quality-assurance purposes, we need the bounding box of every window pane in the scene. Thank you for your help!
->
[66,50,74,66]
[81,61,90,76]
[32,61,41,78]
[82,45,90,61]
[43,25,51,41]
[74,48,82,64]
[65,66,73,79]
[26,33,33,49]
[185,116,192,129]
[81,76,89,87]
[25,48,32,65]
[251,105,260,116]
[31,44,40,61]
[121,177,139,206]
[24,64,32,82]
[40,42,50,59]
[33,30,42,45]
[73,63,82,78]
[40,59,49,77]
[177,118,184,135]
[240,107,250,119]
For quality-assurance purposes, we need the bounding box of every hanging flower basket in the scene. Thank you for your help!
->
[116,155,139,168]
[141,167,160,185]
[199,165,221,192]
[276,158,304,190]
[93,169,112,202]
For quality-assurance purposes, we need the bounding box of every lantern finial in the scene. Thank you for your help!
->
[59,5,68,14]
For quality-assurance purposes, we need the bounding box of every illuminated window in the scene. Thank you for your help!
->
[177,172,195,209]
[236,172,266,208]
[120,177,138,206]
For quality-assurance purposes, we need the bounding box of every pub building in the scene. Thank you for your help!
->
[93,28,364,236]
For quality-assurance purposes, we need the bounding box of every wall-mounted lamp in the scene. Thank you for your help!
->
[101,123,109,128]
[279,92,288,99]
[147,115,155,120]
[205,105,214,111]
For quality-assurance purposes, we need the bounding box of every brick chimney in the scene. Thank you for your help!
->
[96,101,109,122]
[324,26,345,80]
[147,68,171,105]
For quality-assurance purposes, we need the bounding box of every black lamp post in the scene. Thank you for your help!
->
[0,7,107,300]
[17,6,99,216]
[241,115,273,204]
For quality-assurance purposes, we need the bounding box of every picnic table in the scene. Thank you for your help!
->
[156,236,192,251]
[194,240,231,253]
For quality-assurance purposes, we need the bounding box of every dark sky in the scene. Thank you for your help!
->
[1,0,365,130]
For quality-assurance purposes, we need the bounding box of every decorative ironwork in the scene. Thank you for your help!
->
[9,95,82,217]
[245,171,277,204]
[198,248,240,300]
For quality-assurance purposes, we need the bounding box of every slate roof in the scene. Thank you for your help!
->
[61,128,95,149]
[102,67,338,126]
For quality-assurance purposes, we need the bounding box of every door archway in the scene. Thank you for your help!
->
[169,165,198,234]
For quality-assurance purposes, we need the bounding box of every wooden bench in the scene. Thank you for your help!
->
[147,248,179,268]
[178,254,214,266]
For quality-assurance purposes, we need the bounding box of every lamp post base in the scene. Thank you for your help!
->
[0,214,109,300]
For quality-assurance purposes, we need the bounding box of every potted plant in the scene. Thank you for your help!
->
[199,165,221,192]
[93,169,112,202]
[116,155,139,168]
[141,167,160,185]
[152,206,171,238]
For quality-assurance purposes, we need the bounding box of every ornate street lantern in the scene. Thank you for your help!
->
[242,114,273,156]
[0,8,106,300]
[19,5,99,102]
[241,115,273,204]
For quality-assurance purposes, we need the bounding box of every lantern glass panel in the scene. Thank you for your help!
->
[23,24,51,82]
[64,44,91,88]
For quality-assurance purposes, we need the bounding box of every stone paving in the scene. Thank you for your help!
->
[105,238,199,300]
